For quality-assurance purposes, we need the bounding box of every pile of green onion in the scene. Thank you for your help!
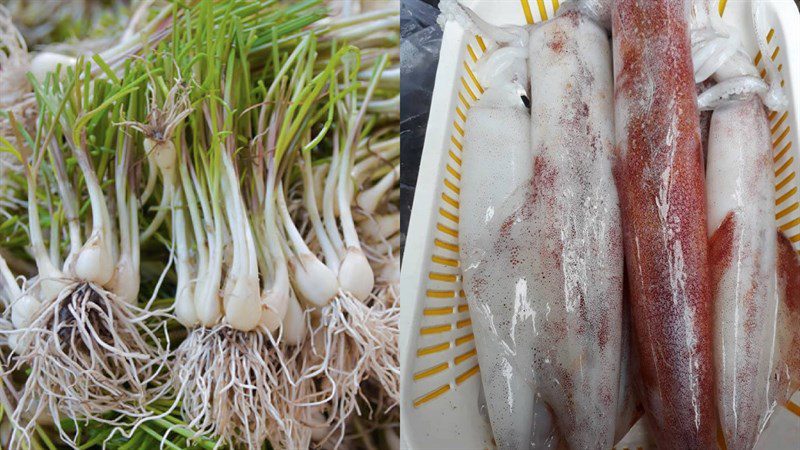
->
[0,0,399,448]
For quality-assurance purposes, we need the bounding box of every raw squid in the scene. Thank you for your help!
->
[458,58,545,447]
[441,2,541,447]
[522,4,624,449]
[706,96,777,450]
[693,1,797,447]
[612,0,717,447]
[450,0,633,446]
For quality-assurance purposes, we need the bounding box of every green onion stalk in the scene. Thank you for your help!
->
[161,2,330,448]
[168,52,286,450]
[352,132,400,311]
[168,4,400,444]
[259,39,364,448]
[276,5,400,446]
[282,55,392,445]
[269,7,400,446]
[0,55,174,448]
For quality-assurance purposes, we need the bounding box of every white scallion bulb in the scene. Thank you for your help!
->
[290,254,338,307]
[73,232,114,285]
[338,247,374,301]
[223,276,262,331]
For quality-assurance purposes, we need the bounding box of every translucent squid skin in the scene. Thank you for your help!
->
[612,1,717,448]
[459,72,543,449]
[706,97,776,450]
[525,9,623,449]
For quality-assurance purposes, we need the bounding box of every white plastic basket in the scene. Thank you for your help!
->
[399,0,800,448]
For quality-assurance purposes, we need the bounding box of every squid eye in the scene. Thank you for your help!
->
[520,94,530,109]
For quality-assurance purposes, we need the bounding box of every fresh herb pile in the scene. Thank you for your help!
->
[0,1,399,448]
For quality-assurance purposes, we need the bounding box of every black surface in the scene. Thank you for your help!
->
[400,0,441,256]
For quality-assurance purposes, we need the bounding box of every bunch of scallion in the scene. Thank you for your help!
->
[0,0,399,448]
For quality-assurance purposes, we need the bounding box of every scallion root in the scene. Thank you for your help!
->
[173,324,290,449]
[270,341,317,449]
[299,289,398,445]
[335,291,399,408]
[6,280,170,447]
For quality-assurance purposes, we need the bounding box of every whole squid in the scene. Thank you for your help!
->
[441,2,542,447]
[706,95,778,449]
[523,2,626,448]
[455,0,632,447]
[694,3,773,449]
[612,0,717,447]
[692,1,798,447]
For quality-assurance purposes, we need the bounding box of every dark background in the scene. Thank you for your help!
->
[399,0,441,254]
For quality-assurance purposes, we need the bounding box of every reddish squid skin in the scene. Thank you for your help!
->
[777,233,800,323]
[612,1,716,448]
